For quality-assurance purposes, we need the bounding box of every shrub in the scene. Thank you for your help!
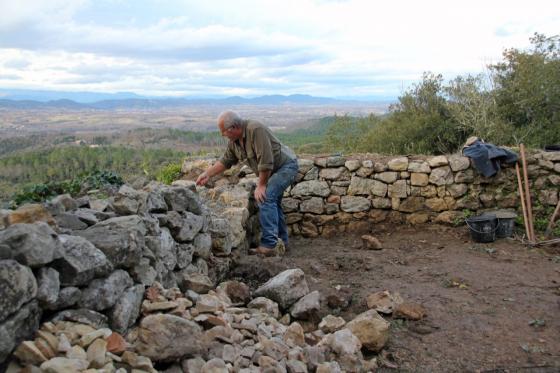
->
[156,163,183,185]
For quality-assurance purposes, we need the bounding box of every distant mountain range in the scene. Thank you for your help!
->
[0,90,393,109]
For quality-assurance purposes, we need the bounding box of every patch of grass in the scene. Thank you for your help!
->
[156,162,183,185]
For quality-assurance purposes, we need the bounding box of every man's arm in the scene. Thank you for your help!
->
[196,161,227,186]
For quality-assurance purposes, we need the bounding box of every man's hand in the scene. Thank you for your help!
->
[196,171,209,186]
[254,184,266,203]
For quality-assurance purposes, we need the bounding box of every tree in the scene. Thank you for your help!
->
[489,33,560,145]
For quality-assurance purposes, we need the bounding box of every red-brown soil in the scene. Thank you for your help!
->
[231,224,560,372]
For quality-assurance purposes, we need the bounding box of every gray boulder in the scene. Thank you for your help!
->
[0,223,58,267]
[290,290,320,320]
[130,258,157,285]
[254,269,310,309]
[49,194,78,212]
[35,267,60,305]
[52,235,112,286]
[0,260,37,322]
[74,216,145,268]
[291,181,331,197]
[135,314,206,362]
[193,233,212,259]
[112,185,142,215]
[0,300,41,364]
[78,270,133,311]
[109,284,144,334]
[54,212,88,230]
[176,243,194,269]
[162,186,203,215]
[144,190,168,213]
[72,208,101,226]
[44,286,81,311]
[174,212,205,242]
[145,228,177,271]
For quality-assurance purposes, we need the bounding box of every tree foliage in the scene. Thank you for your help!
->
[326,33,560,155]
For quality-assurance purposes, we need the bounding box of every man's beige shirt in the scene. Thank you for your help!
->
[219,119,296,174]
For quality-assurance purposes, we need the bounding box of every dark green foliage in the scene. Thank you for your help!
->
[11,170,124,207]
[325,33,560,155]
[488,33,560,146]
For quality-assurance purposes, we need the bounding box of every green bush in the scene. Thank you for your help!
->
[156,163,183,185]
[11,170,124,208]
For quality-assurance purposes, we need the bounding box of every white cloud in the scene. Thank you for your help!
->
[0,0,558,98]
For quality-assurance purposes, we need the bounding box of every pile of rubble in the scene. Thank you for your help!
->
[6,266,426,372]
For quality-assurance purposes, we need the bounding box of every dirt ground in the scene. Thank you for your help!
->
[230,224,560,372]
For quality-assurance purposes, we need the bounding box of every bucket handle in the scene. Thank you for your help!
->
[465,219,499,235]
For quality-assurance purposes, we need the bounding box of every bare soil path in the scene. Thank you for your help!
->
[231,224,560,372]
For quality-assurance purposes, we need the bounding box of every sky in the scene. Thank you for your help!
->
[0,0,558,99]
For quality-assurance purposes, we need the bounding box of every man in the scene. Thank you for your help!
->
[196,111,298,256]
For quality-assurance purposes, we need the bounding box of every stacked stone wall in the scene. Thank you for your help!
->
[284,151,560,237]
[0,181,259,365]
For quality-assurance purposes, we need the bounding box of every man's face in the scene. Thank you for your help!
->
[219,121,241,141]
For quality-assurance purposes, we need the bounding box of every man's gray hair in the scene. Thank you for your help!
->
[218,111,243,129]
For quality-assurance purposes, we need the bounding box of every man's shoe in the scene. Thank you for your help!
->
[248,246,276,257]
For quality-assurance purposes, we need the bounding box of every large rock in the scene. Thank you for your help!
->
[0,300,42,364]
[49,194,78,212]
[109,284,144,334]
[4,204,56,227]
[346,310,390,351]
[290,290,320,319]
[112,185,141,215]
[135,314,206,362]
[300,197,325,214]
[319,167,350,180]
[347,177,387,197]
[320,328,361,356]
[35,267,60,305]
[429,166,454,186]
[193,233,212,259]
[75,216,145,268]
[54,213,88,230]
[146,228,177,271]
[0,223,58,267]
[387,157,409,171]
[179,272,214,293]
[78,270,133,311]
[340,196,370,212]
[173,212,205,243]
[0,260,37,322]
[291,181,331,197]
[144,190,168,213]
[254,269,309,309]
[162,186,203,215]
[44,286,81,311]
[52,235,112,286]
[448,155,470,171]
[208,218,233,256]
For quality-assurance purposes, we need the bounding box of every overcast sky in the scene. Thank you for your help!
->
[0,0,557,99]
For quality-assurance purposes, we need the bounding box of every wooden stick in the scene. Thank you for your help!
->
[515,162,531,242]
[545,199,560,237]
[519,144,535,242]
[533,238,560,246]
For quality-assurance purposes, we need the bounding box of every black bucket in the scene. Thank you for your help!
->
[484,210,517,238]
[466,214,498,243]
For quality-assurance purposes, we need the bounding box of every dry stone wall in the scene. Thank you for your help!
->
[284,151,560,237]
[0,181,259,366]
